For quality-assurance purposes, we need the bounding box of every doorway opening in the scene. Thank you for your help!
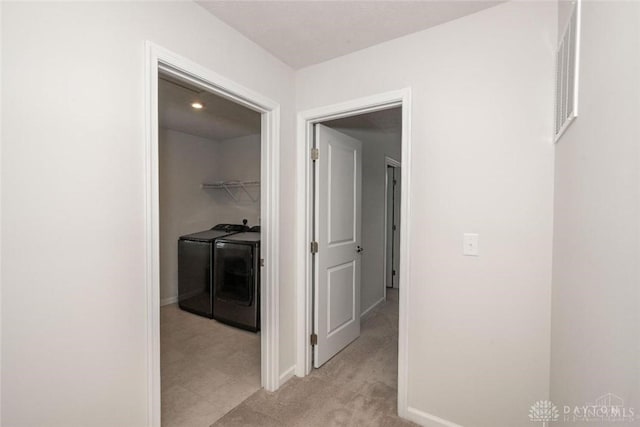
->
[296,88,412,419]
[158,72,262,426]
[385,158,401,291]
[145,43,280,427]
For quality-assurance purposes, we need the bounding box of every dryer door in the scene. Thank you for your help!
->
[214,242,255,306]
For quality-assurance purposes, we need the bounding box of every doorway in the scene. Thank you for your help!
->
[145,43,280,427]
[295,88,412,418]
[385,158,401,291]
[158,71,262,426]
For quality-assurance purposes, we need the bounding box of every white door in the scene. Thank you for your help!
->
[314,124,362,368]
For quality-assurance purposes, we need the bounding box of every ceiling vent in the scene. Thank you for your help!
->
[554,0,581,142]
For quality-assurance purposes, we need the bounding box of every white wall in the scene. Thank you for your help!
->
[327,126,401,315]
[214,133,262,226]
[159,129,261,304]
[550,1,640,420]
[0,2,295,426]
[297,2,557,426]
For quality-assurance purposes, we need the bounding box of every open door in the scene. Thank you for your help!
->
[313,124,362,368]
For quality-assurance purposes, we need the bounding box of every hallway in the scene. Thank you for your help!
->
[213,289,416,426]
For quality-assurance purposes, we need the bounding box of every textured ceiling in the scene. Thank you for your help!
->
[198,1,502,69]
[159,75,260,141]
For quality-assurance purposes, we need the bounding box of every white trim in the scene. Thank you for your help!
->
[160,296,178,307]
[0,2,3,420]
[554,0,581,143]
[278,365,296,387]
[385,156,401,168]
[144,42,280,427]
[554,114,576,142]
[383,156,401,297]
[406,407,464,427]
[573,0,581,119]
[360,296,385,319]
[397,89,412,420]
[295,89,412,423]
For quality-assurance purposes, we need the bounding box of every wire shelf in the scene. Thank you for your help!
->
[201,180,260,202]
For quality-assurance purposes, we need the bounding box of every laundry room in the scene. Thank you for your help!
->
[157,72,263,426]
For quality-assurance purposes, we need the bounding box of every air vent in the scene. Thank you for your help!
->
[554,1,581,142]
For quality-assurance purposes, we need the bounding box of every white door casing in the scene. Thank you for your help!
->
[145,42,281,427]
[385,166,395,288]
[384,157,401,292]
[295,88,411,420]
[392,166,401,289]
[314,124,362,368]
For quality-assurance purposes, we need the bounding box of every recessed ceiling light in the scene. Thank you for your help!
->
[191,102,204,110]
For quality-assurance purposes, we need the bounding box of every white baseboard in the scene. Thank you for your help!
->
[360,296,385,318]
[160,295,178,306]
[405,407,464,427]
[279,365,296,387]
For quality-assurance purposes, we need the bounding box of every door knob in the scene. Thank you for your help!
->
[356,246,364,253]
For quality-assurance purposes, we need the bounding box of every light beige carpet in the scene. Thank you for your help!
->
[212,289,417,427]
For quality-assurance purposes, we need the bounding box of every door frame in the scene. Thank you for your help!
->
[144,42,281,427]
[295,88,412,418]
[383,156,401,296]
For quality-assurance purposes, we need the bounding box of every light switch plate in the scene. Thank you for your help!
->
[463,233,479,256]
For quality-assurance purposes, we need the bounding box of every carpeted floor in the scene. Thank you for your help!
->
[212,288,417,427]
